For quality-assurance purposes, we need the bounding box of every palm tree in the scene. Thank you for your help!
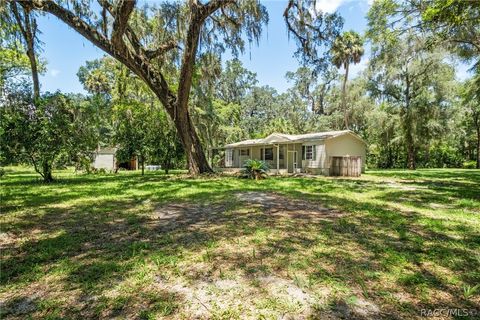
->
[331,31,364,130]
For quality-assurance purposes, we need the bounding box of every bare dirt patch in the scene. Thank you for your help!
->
[148,192,354,319]
[154,191,343,227]
[235,191,343,218]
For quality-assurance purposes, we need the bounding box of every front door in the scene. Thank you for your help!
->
[287,151,297,173]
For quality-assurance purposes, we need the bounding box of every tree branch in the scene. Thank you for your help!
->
[22,0,177,111]
[11,2,41,100]
[201,0,235,20]
[220,6,240,28]
[98,0,176,60]
[145,40,179,59]
[10,2,28,42]
[111,0,135,47]
[24,0,116,58]
[176,0,234,114]
[283,1,309,53]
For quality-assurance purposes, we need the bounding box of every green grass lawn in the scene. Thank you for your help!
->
[1,167,479,319]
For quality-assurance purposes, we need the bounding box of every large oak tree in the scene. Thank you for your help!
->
[13,0,268,174]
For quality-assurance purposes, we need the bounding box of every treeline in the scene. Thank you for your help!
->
[3,51,476,179]
[1,0,479,182]
[0,69,185,180]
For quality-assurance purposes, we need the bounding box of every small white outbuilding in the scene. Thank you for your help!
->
[92,147,138,171]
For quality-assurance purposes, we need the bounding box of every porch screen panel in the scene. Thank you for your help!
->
[264,148,273,160]
[225,149,233,167]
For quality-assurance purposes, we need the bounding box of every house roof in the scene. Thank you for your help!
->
[96,147,117,154]
[223,130,365,148]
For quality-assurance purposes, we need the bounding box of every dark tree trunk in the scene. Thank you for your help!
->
[424,143,430,167]
[141,156,145,176]
[42,162,53,183]
[318,97,324,115]
[163,160,170,174]
[405,110,416,170]
[407,142,416,170]
[404,72,415,170]
[11,3,40,100]
[26,42,40,100]
[26,39,40,101]
[387,144,393,168]
[341,63,349,130]
[172,9,213,175]
[309,96,316,113]
[167,106,212,175]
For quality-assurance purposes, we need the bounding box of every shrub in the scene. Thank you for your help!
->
[241,159,269,180]
[74,155,96,174]
[462,161,477,169]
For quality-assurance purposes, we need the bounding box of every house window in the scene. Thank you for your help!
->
[303,145,316,160]
[240,149,250,156]
[279,146,284,160]
[261,147,274,161]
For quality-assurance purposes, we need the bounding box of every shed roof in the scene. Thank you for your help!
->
[96,147,117,154]
[223,130,364,148]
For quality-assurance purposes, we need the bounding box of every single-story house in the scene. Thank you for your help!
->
[92,147,138,171]
[217,130,366,176]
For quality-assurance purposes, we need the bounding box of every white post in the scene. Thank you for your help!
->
[276,145,280,174]
[286,144,289,174]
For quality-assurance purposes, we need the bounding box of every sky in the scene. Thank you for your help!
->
[37,0,471,94]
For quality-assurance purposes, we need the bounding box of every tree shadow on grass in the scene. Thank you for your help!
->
[1,171,479,319]
[367,169,480,181]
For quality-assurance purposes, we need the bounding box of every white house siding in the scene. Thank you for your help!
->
[302,141,329,174]
[93,154,115,170]
[325,134,366,174]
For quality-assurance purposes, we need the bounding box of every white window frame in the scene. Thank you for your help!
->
[304,145,316,161]
[261,147,274,161]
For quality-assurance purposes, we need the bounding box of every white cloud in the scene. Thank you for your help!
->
[315,0,347,14]
[454,62,475,81]
[349,58,370,78]
[315,0,373,14]
[49,69,60,77]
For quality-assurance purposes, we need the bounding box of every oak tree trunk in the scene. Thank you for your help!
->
[173,9,213,174]
[170,106,212,174]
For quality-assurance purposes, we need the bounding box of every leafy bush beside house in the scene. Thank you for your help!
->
[241,159,269,180]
